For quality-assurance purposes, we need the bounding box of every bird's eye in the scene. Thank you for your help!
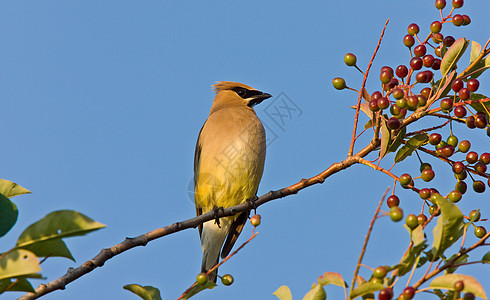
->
[235,88,247,97]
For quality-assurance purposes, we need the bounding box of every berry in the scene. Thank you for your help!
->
[410,57,423,70]
[448,190,462,203]
[462,15,471,25]
[474,226,487,238]
[369,99,380,112]
[387,195,400,208]
[452,0,464,8]
[380,71,393,84]
[422,55,435,67]
[406,214,419,229]
[417,214,428,225]
[421,169,435,182]
[480,152,490,164]
[196,273,208,285]
[344,53,357,66]
[454,106,467,118]
[399,173,412,186]
[420,163,432,172]
[469,210,481,222]
[429,133,442,145]
[417,94,427,106]
[452,14,464,26]
[402,287,415,299]
[456,181,467,194]
[429,205,441,216]
[435,140,447,150]
[440,98,453,111]
[250,214,261,226]
[406,95,419,111]
[419,188,431,199]
[464,293,476,300]
[459,88,471,100]
[452,161,465,174]
[473,181,486,193]
[441,145,455,157]
[387,117,401,130]
[474,114,488,128]
[396,98,407,109]
[373,266,388,279]
[378,97,390,110]
[332,77,346,90]
[379,288,393,300]
[466,116,476,129]
[430,21,442,33]
[454,280,464,292]
[392,88,404,100]
[474,162,487,174]
[447,135,458,147]
[396,65,409,78]
[407,23,420,35]
[458,140,471,152]
[444,36,456,47]
[466,151,479,164]
[420,87,432,98]
[390,206,404,222]
[403,34,415,48]
[414,45,427,57]
[435,0,446,9]
[432,32,444,44]
[221,274,234,286]
[432,58,442,70]
[415,71,427,83]
[455,169,467,180]
[451,78,464,92]
[372,91,383,100]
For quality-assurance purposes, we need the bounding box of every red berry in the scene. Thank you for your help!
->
[408,23,420,35]
[421,169,435,182]
[459,88,471,100]
[402,286,416,299]
[372,91,383,100]
[435,0,446,9]
[369,99,380,112]
[379,287,393,300]
[452,161,465,174]
[444,36,456,47]
[396,65,409,78]
[380,71,393,84]
[414,45,427,57]
[467,78,480,92]
[462,15,471,25]
[422,55,435,67]
[473,181,486,193]
[410,57,423,70]
[475,114,488,128]
[451,79,464,92]
[429,133,442,145]
[430,21,442,33]
[466,151,478,164]
[452,0,464,8]
[404,34,415,47]
[378,97,390,110]
[454,106,467,118]
[419,188,431,199]
[466,115,476,129]
[474,162,487,174]
[440,98,453,111]
[480,153,490,164]
[453,14,464,26]
[387,195,400,208]
[432,58,442,70]
[387,117,401,130]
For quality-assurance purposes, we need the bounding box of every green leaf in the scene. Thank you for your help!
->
[16,210,106,248]
[351,103,373,120]
[430,274,487,300]
[4,277,35,293]
[432,70,456,100]
[317,272,347,288]
[303,283,326,300]
[441,38,469,76]
[468,93,490,117]
[123,284,162,300]
[482,251,490,263]
[181,281,216,299]
[273,285,293,300]
[0,179,31,198]
[0,249,41,281]
[394,133,429,163]
[19,238,74,261]
[388,126,406,154]
[431,194,464,258]
[470,41,481,64]
[350,282,384,299]
[0,194,18,238]
[379,119,390,159]
[364,119,373,130]
[445,254,468,274]
[469,41,490,78]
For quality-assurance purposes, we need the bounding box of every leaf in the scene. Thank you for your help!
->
[482,251,490,263]
[432,70,456,100]
[395,225,428,277]
[468,93,490,117]
[351,103,373,120]
[0,194,18,238]
[470,41,482,64]
[181,281,216,299]
[441,38,469,76]
[0,179,31,198]
[123,284,162,300]
[364,119,373,129]
[318,272,347,288]
[303,283,326,300]
[394,133,429,163]
[361,88,371,102]
[431,194,464,258]
[350,282,384,299]
[19,238,74,261]
[445,254,468,274]
[4,277,35,293]
[388,126,406,154]
[379,119,391,159]
[273,285,293,300]
[16,210,106,248]
[0,249,41,281]
[430,274,487,299]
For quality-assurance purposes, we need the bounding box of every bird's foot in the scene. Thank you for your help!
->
[247,196,259,214]
[213,207,224,228]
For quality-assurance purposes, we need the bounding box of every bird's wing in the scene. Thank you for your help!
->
[220,210,250,258]
[194,122,205,238]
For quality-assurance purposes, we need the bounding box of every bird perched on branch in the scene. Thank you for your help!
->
[194,81,271,282]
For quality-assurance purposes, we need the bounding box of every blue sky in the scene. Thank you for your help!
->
[2,1,490,299]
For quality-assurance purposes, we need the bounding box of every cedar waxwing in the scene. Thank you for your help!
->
[194,81,271,282]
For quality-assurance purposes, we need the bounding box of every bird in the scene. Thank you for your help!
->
[194,81,271,282]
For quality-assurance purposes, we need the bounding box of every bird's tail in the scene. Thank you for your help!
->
[200,218,231,282]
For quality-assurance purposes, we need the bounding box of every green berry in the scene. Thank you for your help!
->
[469,210,480,222]
[474,226,487,238]
[221,274,234,286]
[344,53,357,66]
[454,280,464,292]
[399,173,412,187]
[332,77,346,90]
[390,206,404,222]
[406,214,419,229]
[373,266,388,279]
[196,273,208,285]
[448,190,462,203]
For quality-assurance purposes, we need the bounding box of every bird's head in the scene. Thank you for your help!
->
[210,81,272,112]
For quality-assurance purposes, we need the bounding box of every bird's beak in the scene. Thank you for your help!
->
[248,92,272,107]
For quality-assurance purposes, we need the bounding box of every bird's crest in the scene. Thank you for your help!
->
[212,81,255,93]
